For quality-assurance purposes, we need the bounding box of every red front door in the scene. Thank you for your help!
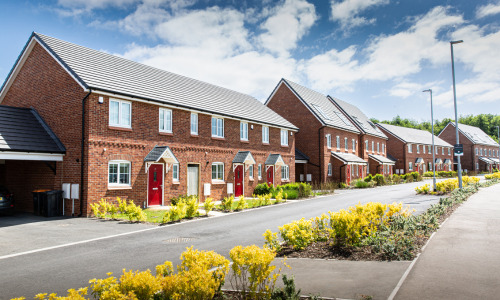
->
[266,166,274,186]
[148,164,163,206]
[234,165,244,197]
[346,165,351,185]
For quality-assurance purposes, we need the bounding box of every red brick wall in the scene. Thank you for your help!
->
[1,42,88,213]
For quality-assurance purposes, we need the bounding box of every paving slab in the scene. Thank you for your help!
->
[394,183,500,300]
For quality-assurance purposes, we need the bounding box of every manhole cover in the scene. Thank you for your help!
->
[163,237,196,244]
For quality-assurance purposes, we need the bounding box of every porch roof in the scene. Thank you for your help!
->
[368,154,395,165]
[415,157,424,164]
[232,151,256,165]
[479,156,494,164]
[331,152,367,164]
[0,105,65,161]
[265,154,285,166]
[144,145,179,164]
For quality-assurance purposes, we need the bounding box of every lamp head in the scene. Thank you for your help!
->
[451,40,463,44]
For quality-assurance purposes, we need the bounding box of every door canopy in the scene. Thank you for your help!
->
[265,153,285,166]
[232,151,256,166]
[144,145,179,164]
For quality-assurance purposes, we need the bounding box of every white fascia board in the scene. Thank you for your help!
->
[0,152,64,161]
[94,89,298,132]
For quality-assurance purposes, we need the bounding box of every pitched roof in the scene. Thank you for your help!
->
[144,146,178,163]
[329,96,387,139]
[265,154,285,165]
[232,151,256,165]
[295,149,310,161]
[0,105,66,154]
[331,152,367,164]
[376,123,452,147]
[272,79,359,133]
[1,33,297,131]
[442,122,498,147]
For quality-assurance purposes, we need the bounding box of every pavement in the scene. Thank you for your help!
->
[269,182,500,300]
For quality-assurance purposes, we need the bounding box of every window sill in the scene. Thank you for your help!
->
[211,136,225,141]
[281,145,289,148]
[262,142,270,145]
[172,181,180,185]
[241,140,249,143]
[249,178,254,181]
[190,134,199,137]
[108,185,132,190]
[211,180,225,185]
[109,126,132,132]
[159,131,173,136]
[282,179,290,183]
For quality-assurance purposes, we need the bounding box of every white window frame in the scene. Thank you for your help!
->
[240,122,248,141]
[428,145,432,153]
[409,162,413,171]
[423,145,426,154]
[212,117,224,138]
[372,141,374,153]
[190,113,198,135]
[336,136,340,150]
[416,145,420,154]
[328,163,332,176]
[249,164,254,179]
[258,164,262,179]
[281,165,290,180]
[108,160,131,187]
[172,163,179,182]
[109,99,131,128]
[408,144,412,153]
[262,126,269,144]
[377,142,380,153]
[476,162,479,170]
[345,137,348,151]
[159,108,172,133]
[442,147,445,155]
[365,140,369,151]
[475,148,478,155]
[382,143,385,154]
[326,134,331,149]
[281,129,288,146]
[211,162,224,182]
[352,139,356,152]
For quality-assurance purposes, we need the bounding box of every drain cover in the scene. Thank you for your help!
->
[163,237,196,244]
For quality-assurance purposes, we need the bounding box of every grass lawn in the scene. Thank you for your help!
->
[115,209,166,223]
[216,198,281,211]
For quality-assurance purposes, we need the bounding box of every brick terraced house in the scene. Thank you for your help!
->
[329,97,395,176]
[438,122,500,173]
[266,79,366,184]
[0,33,297,216]
[377,123,454,175]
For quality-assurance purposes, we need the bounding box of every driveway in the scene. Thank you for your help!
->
[0,179,444,299]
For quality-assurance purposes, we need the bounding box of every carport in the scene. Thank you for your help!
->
[0,105,65,212]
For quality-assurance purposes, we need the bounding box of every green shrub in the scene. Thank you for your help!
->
[222,195,234,211]
[203,197,215,216]
[254,183,273,195]
[353,179,370,188]
[364,174,373,182]
[185,196,199,218]
[235,196,248,211]
[391,174,402,184]
[423,171,433,177]
[373,174,386,186]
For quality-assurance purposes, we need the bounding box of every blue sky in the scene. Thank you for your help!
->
[1,0,499,122]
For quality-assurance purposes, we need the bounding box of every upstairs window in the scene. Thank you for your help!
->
[345,137,348,151]
[190,113,198,135]
[336,136,340,149]
[423,145,426,154]
[109,99,131,128]
[212,117,224,138]
[281,129,288,146]
[475,148,478,155]
[262,126,269,144]
[240,122,248,141]
[408,144,412,153]
[326,134,331,149]
[352,139,356,152]
[108,161,130,186]
[372,141,374,153]
[159,108,172,133]
[416,145,420,154]
[377,142,380,153]
[428,145,432,153]
[365,140,368,151]
[382,143,385,153]
[442,147,445,155]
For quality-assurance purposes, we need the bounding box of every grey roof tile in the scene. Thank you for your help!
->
[368,154,395,164]
[265,154,284,165]
[280,79,360,133]
[445,122,498,146]
[33,33,297,130]
[144,146,178,163]
[232,151,256,164]
[0,105,66,154]
[377,123,452,147]
[295,149,309,161]
[329,96,387,139]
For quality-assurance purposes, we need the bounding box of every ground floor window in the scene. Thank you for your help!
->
[258,164,262,179]
[249,165,254,179]
[281,165,290,180]
[212,163,224,181]
[409,162,413,171]
[172,164,179,182]
[109,161,131,186]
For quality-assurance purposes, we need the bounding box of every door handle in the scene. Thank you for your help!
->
[152,188,158,190]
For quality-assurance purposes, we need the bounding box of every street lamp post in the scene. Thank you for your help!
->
[451,40,463,189]
[423,89,437,191]
[497,126,500,170]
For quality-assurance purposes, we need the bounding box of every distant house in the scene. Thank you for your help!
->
[377,123,453,175]
[438,122,499,173]
[0,32,297,216]
[329,97,395,176]
[266,79,366,184]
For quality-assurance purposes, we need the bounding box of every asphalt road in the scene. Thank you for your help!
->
[0,180,444,299]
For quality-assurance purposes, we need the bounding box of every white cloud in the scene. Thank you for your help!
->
[330,0,389,30]
[56,0,139,16]
[389,82,425,98]
[476,1,500,18]
[258,0,318,56]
